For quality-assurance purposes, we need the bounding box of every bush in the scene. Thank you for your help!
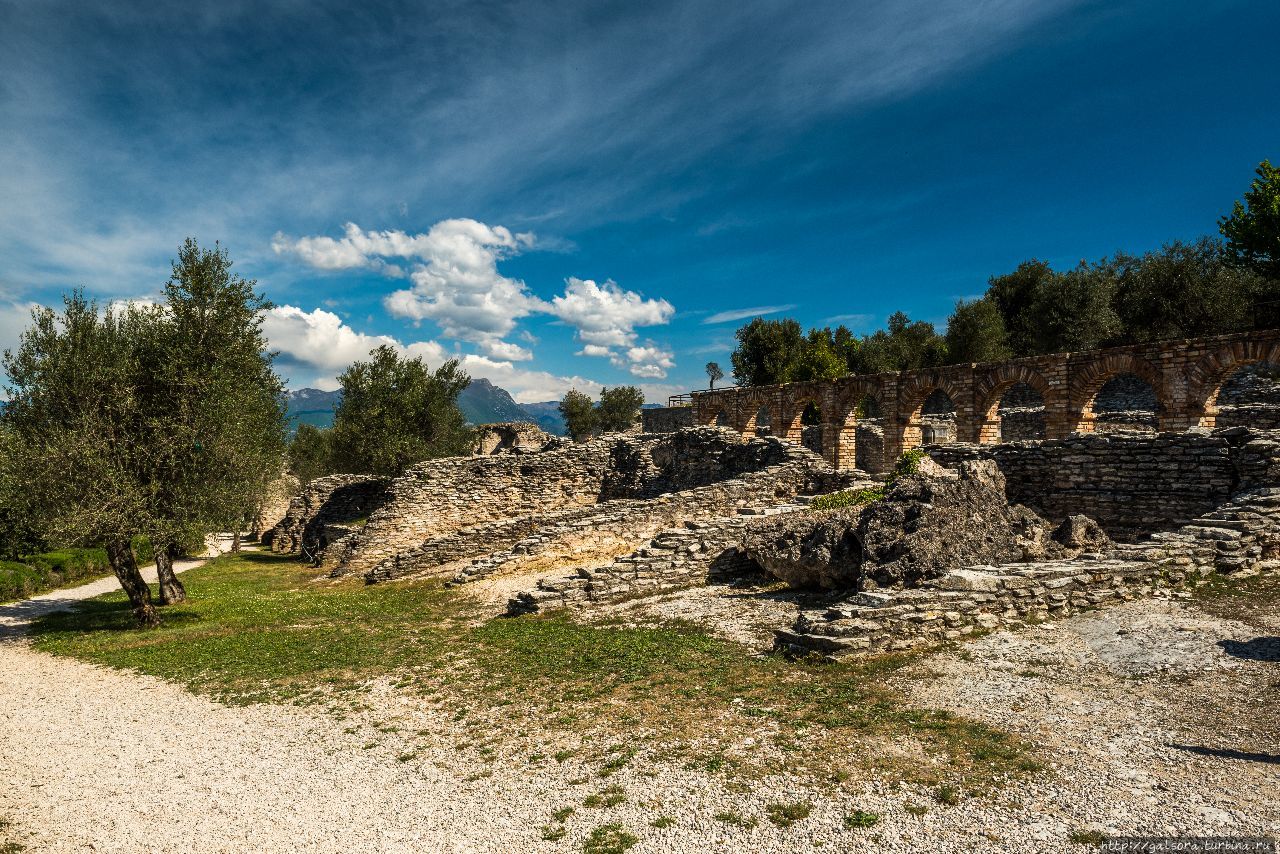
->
[1,546,118,603]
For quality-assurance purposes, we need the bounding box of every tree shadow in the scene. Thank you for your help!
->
[1167,743,1280,765]
[1217,637,1280,662]
[23,597,204,638]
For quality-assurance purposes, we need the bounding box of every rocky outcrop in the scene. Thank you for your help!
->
[743,459,1106,591]
[472,422,560,455]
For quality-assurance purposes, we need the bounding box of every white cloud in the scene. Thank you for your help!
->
[262,305,409,388]
[703,304,796,325]
[612,343,675,379]
[276,223,677,373]
[548,277,675,376]
[0,300,41,362]
[549,277,674,348]
[275,219,540,360]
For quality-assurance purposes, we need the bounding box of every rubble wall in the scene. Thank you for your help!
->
[925,430,1270,540]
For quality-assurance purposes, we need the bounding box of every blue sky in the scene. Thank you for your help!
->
[1,0,1277,402]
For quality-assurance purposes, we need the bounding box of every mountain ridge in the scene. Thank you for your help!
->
[285,379,566,435]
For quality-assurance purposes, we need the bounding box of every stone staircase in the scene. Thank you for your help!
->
[506,504,804,615]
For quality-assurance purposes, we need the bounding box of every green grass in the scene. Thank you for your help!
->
[713,811,757,829]
[844,810,880,829]
[1068,829,1107,846]
[765,801,811,827]
[650,816,674,829]
[30,551,1040,788]
[583,824,637,854]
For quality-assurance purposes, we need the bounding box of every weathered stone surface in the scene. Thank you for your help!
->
[264,474,390,561]
[471,422,560,455]
[742,508,863,590]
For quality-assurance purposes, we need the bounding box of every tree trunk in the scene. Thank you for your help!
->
[231,528,241,553]
[105,538,159,628]
[155,542,186,605]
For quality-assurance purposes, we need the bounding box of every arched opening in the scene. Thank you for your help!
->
[712,409,730,428]
[997,381,1046,441]
[1213,362,1280,428]
[798,401,823,455]
[752,405,772,437]
[919,389,958,445]
[1092,373,1158,434]
[853,395,885,473]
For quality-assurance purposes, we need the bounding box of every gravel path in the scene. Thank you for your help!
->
[1,558,1277,852]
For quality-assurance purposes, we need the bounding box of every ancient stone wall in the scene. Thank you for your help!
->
[925,432,1250,541]
[251,473,300,540]
[689,328,1280,471]
[264,474,390,557]
[325,427,836,578]
[641,406,693,433]
[472,422,558,455]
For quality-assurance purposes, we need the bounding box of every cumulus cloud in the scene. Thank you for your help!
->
[275,219,540,360]
[549,277,675,377]
[276,221,677,374]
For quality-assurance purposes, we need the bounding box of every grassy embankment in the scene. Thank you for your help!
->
[1,538,155,603]
[32,550,1039,792]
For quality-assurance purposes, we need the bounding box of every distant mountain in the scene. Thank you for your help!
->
[284,380,567,436]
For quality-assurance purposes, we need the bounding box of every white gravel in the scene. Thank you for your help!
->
[1,557,1277,852]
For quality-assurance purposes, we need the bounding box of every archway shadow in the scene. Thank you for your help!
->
[1218,637,1280,662]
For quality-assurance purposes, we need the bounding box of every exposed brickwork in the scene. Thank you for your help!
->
[686,329,1280,471]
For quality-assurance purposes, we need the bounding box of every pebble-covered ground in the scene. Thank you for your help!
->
[1,559,1276,853]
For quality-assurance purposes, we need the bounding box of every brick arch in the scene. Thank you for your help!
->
[739,393,779,437]
[780,390,826,441]
[1186,341,1280,427]
[897,375,965,451]
[696,392,735,427]
[974,364,1055,444]
[1072,352,1165,432]
[826,380,886,471]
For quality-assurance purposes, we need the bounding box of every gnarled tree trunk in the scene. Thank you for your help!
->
[155,542,186,605]
[105,538,159,628]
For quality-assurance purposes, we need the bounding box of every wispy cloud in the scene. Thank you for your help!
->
[703,304,796,325]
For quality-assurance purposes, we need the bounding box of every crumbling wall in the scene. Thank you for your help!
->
[641,406,694,433]
[326,427,838,578]
[265,474,390,557]
[926,431,1251,541]
[472,422,558,455]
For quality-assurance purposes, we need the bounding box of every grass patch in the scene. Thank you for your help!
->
[541,824,566,842]
[713,810,757,828]
[30,551,1040,789]
[1069,829,1107,846]
[583,824,637,854]
[765,801,811,828]
[934,785,960,805]
[808,487,884,512]
[1192,568,1280,628]
[650,816,674,829]
[844,810,880,829]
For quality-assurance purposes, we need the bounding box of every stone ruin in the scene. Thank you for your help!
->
[471,421,562,455]
[267,419,1280,659]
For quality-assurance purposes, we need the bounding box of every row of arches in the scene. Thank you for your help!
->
[698,348,1280,472]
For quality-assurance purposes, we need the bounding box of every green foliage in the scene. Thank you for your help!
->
[583,824,637,854]
[329,345,472,476]
[730,317,806,385]
[809,487,884,512]
[1111,238,1265,342]
[891,448,926,482]
[0,548,113,602]
[559,389,598,442]
[288,424,336,485]
[844,810,880,829]
[705,361,724,389]
[765,801,811,827]
[944,297,1010,364]
[851,312,948,374]
[793,331,847,381]
[558,387,644,441]
[595,387,645,433]
[1220,158,1280,280]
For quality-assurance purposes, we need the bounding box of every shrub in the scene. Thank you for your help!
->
[845,810,880,829]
